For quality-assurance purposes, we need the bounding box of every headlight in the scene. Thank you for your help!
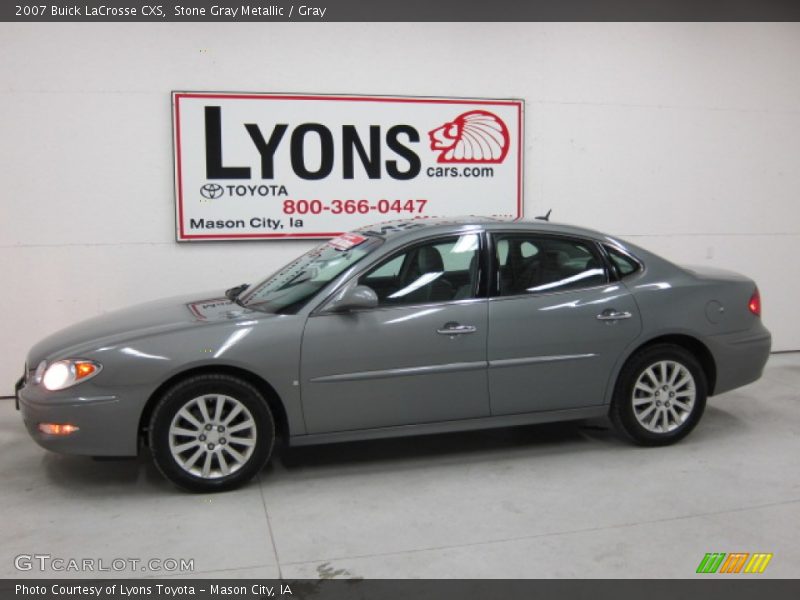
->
[33,360,47,384]
[41,359,102,391]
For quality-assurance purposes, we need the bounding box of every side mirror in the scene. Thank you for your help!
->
[326,285,378,312]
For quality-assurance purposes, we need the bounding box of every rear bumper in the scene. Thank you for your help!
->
[17,385,139,457]
[708,327,772,396]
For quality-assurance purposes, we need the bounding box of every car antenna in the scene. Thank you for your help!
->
[535,209,552,222]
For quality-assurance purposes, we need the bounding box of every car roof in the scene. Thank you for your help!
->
[354,216,615,244]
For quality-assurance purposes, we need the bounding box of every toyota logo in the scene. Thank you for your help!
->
[200,183,224,200]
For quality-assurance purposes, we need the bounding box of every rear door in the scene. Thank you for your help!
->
[487,233,642,415]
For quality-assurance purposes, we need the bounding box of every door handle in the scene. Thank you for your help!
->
[437,322,477,335]
[596,309,633,321]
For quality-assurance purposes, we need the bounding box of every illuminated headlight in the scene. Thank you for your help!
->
[41,360,102,391]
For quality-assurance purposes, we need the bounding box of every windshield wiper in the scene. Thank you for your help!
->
[225,283,249,305]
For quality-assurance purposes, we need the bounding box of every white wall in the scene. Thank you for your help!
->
[2,23,799,391]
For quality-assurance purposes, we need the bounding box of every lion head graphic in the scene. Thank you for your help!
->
[428,110,510,163]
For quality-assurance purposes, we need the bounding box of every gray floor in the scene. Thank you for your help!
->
[1,353,798,579]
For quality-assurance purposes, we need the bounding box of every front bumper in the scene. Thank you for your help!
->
[14,375,23,410]
[17,383,139,457]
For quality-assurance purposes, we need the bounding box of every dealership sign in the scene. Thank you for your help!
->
[172,92,523,241]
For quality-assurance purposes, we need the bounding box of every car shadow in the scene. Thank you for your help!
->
[690,402,751,440]
[39,450,172,495]
[269,402,749,480]
[270,418,621,478]
[33,420,617,493]
[30,403,746,493]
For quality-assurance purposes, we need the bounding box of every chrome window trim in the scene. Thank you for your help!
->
[487,282,616,303]
[310,295,487,317]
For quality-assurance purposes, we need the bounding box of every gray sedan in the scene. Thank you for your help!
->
[16,218,771,491]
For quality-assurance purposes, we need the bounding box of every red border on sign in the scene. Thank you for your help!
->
[173,92,524,241]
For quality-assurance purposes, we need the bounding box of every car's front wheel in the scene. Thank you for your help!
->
[610,344,707,446]
[149,374,275,492]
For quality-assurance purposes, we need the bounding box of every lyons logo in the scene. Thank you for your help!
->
[428,110,510,164]
[696,552,773,574]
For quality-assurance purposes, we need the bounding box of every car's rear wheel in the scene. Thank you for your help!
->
[149,374,274,492]
[610,344,707,446]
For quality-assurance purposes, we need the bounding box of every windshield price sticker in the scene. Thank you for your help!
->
[328,233,368,250]
[173,92,523,241]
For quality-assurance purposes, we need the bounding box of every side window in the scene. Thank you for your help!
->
[520,241,538,258]
[361,234,480,306]
[496,239,540,267]
[496,239,509,265]
[605,245,641,278]
[494,234,607,296]
[367,254,403,278]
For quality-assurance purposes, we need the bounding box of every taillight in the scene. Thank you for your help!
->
[748,288,761,317]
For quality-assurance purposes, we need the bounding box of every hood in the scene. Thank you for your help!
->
[27,291,257,367]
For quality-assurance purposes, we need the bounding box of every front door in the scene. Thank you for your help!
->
[301,232,491,434]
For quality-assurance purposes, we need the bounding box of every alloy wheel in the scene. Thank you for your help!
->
[631,360,696,434]
[168,394,257,479]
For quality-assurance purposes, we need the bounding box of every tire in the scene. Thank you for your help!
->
[149,374,275,492]
[610,344,707,446]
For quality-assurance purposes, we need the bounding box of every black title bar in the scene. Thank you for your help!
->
[2,0,800,22]
[3,579,800,600]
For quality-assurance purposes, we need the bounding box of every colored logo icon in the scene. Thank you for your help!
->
[428,110,510,164]
[696,552,773,574]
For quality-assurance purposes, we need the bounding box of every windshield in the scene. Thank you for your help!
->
[239,233,383,314]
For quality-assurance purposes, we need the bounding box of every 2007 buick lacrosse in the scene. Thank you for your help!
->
[15,218,771,492]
